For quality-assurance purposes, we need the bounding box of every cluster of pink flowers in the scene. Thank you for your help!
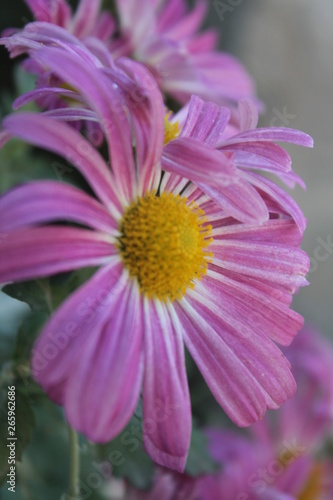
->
[0,0,317,479]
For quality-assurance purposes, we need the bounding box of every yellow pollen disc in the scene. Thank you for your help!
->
[117,192,213,302]
[164,110,180,145]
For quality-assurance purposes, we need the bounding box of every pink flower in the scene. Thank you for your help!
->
[112,0,258,107]
[0,49,310,472]
[197,326,333,499]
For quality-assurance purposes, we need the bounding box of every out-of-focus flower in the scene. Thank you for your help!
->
[2,0,259,113]
[23,0,116,42]
[112,0,257,107]
[197,326,333,499]
[0,47,310,471]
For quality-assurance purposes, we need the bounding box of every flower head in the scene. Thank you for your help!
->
[0,47,310,472]
[196,326,333,499]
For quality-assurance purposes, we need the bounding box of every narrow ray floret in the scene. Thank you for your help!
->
[0,51,311,472]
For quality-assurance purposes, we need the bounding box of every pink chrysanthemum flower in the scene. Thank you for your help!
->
[0,50,310,472]
[197,326,333,499]
[112,0,257,107]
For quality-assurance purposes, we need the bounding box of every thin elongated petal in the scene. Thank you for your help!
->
[13,87,84,110]
[109,58,165,195]
[176,294,296,426]
[31,260,126,401]
[181,95,230,147]
[195,272,304,346]
[223,142,292,173]
[210,239,309,288]
[220,128,314,148]
[162,137,236,185]
[0,226,114,283]
[198,180,269,224]
[34,47,136,201]
[0,181,117,232]
[3,113,121,215]
[43,108,98,121]
[142,299,191,472]
[65,279,143,441]
[241,170,307,234]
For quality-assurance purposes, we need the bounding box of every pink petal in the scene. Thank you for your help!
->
[0,226,115,283]
[241,170,307,234]
[181,95,230,147]
[13,87,84,110]
[4,113,121,215]
[31,261,126,401]
[196,272,304,346]
[198,178,269,224]
[210,239,309,288]
[0,181,117,232]
[176,292,296,427]
[65,278,144,442]
[34,47,137,202]
[142,299,191,472]
[162,137,236,186]
[110,58,165,195]
[220,127,314,148]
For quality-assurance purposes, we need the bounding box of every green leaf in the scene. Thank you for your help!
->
[2,280,53,314]
[14,312,48,364]
[2,268,97,315]
[185,427,220,477]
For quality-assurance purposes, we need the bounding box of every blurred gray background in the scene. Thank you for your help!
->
[207,0,333,338]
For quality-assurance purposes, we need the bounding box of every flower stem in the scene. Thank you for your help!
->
[67,424,80,500]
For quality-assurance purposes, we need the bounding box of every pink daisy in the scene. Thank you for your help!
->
[0,50,310,472]
[197,326,333,499]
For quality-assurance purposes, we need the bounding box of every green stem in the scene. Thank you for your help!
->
[67,424,80,500]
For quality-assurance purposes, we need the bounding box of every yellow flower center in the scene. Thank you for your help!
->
[117,192,213,302]
[164,111,180,145]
